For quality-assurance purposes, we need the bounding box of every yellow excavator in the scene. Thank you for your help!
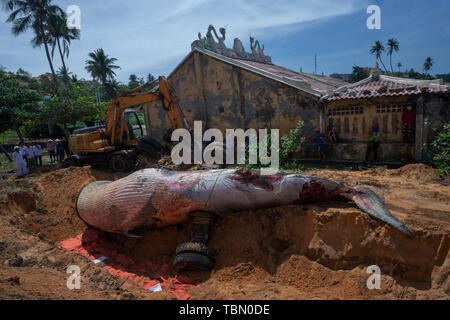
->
[67,76,189,171]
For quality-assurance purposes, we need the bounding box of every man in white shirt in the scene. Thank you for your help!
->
[32,143,42,167]
[23,142,35,171]
[13,146,28,177]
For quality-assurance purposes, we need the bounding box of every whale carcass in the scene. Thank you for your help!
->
[77,168,411,270]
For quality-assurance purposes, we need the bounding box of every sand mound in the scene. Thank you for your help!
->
[390,163,439,181]
[35,166,129,242]
[361,163,439,182]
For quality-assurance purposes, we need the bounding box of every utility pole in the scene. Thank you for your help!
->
[314,54,317,74]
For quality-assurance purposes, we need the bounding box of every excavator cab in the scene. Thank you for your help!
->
[115,109,145,144]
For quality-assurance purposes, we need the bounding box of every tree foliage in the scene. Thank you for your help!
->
[280,120,306,168]
[39,82,108,138]
[430,122,450,178]
[0,71,40,141]
[85,48,120,85]
[350,66,370,83]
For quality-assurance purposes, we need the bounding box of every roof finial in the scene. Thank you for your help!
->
[371,61,381,80]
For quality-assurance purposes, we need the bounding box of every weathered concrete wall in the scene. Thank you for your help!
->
[323,94,449,163]
[143,51,320,145]
[325,96,412,143]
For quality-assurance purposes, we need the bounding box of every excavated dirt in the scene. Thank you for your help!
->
[0,164,448,299]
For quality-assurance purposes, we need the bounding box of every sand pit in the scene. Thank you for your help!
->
[0,164,448,299]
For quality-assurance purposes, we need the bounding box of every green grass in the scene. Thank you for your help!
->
[0,130,17,143]
[234,161,356,175]
[0,153,16,172]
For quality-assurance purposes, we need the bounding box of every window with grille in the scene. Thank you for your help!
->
[328,105,363,117]
[376,104,406,113]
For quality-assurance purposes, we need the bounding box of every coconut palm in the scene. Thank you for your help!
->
[103,79,120,100]
[85,48,120,85]
[57,65,71,83]
[2,0,62,84]
[387,38,399,73]
[423,57,433,74]
[70,74,78,84]
[397,62,402,73]
[370,40,388,72]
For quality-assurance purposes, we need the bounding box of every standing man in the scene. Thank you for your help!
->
[365,124,381,162]
[315,128,326,159]
[13,146,28,177]
[47,139,56,163]
[33,143,42,167]
[402,103,416,143]
[56,139,65,162]
[23,142,35,172]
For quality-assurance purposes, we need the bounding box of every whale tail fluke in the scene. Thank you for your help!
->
[343,186,412,236]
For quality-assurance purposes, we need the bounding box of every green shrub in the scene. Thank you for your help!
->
[431,122,450,178]
[280,120,306,168]
[239,120,306,170]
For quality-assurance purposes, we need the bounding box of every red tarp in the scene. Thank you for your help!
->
[59,228,196,300]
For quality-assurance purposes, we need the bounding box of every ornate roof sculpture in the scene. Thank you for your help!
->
[191,25,272,64]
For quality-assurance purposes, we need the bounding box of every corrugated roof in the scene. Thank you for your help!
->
[168,47,347,98]
[322,74,449,101]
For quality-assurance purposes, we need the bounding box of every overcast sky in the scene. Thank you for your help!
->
[1,0,449,82]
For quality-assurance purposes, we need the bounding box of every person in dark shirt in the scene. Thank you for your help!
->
[365,124,380,162]
[402,103,416,143]
[56,140,65,162]
[309,128,326,159]
[328,127,338,144]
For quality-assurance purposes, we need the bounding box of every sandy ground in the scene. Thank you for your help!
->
[0,164,448,300]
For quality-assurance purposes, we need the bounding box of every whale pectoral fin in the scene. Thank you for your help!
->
[122,231,143,238]
[344,186,412,237]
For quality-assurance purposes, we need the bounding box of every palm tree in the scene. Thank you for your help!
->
[147,73,155,83]
[423,57,433,74]
[2,0,62,84]
[387,38,399,73]
[85,48,120,103]
[397,62,402,73]
[48,10,80,74]
[85,48,120,85]
[57,65,71,83]
[103,79,120,100]
[370,41,388,72]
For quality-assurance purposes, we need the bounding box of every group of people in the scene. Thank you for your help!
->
[12,142,42,177]
[46,139,66,163]
[12,139,68,177]
[309,127,339,160]
[312,124,381,162]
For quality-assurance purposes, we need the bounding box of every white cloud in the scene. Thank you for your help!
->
[0,0,363,81]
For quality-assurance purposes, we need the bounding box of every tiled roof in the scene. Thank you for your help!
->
[169,47,348,98]
[235,58,348,95]
[322,74,449,101]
